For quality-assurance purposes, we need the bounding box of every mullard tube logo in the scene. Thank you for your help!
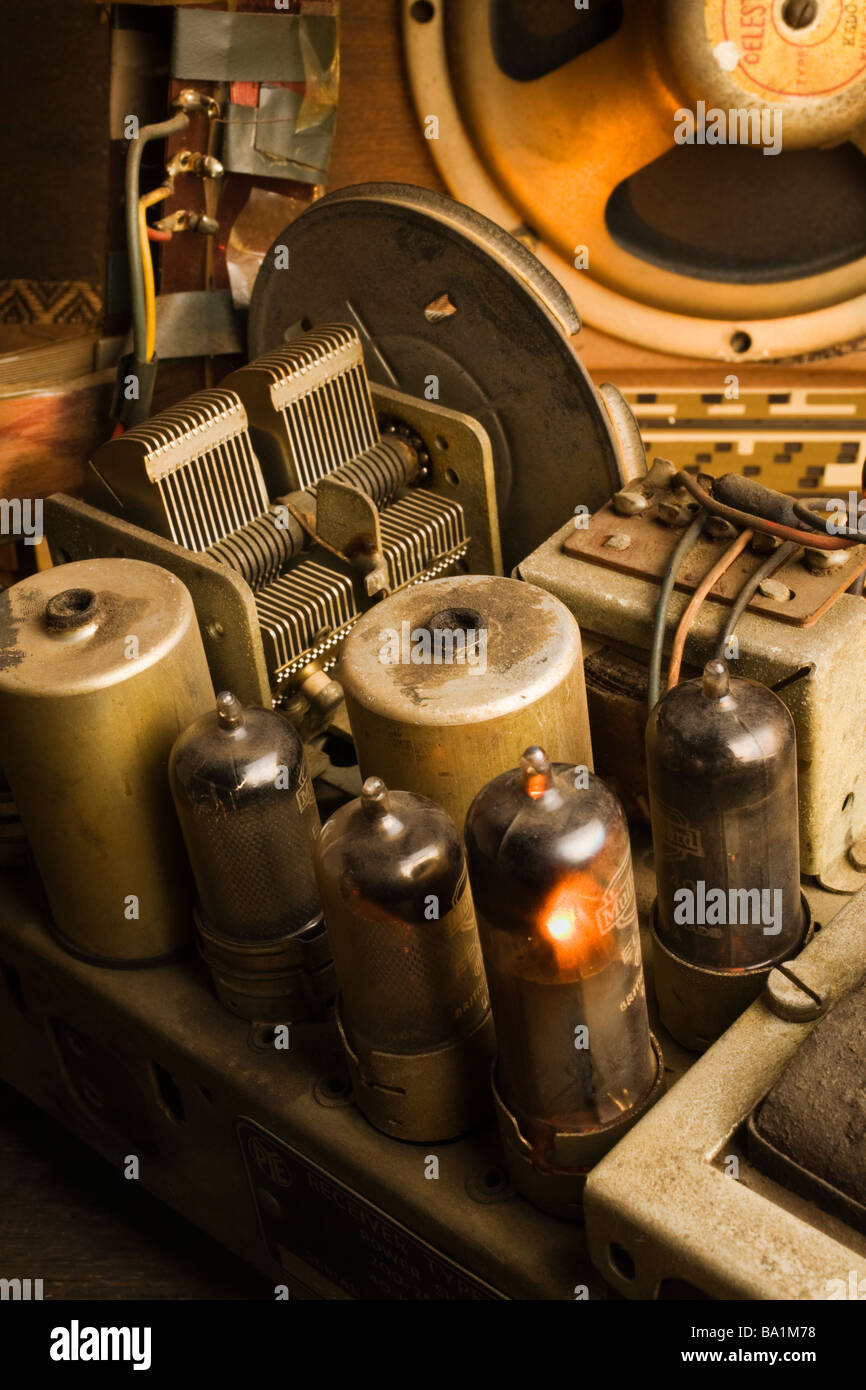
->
[662,806,704,863]
[596,851,635,935]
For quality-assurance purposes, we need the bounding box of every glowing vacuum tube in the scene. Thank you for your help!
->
[464,747,661,1219]
[314,777,495,1142]
[646,658,808,1051]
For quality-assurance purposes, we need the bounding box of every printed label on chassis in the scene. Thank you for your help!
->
[237,1117,505,1300]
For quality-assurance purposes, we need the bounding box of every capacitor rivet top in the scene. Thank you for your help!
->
[646,657,810,1052]
[313,775,494,1142]
[464,745,663,1220]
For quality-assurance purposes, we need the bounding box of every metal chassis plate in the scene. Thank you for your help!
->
[563,499,866,628]
[0,871,603,1302]
[584,885,866,1300]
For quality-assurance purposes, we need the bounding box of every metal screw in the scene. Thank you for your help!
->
[758,577,792,602]
[766,962,829,1021]
[782,0,818,30]
[804,547,849,574]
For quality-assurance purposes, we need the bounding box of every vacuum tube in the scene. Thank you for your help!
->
[313,777,494,1142]
[646,659,808,1050]
[169,691,333,1022]
[464,747,662,1220]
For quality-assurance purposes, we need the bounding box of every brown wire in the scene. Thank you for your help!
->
[666,529,754,691]
[277,495,349,564]
[675,470,855,551]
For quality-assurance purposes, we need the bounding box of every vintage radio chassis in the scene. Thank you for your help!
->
[0,844,861,1301]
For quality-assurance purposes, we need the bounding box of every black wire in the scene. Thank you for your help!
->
[715,542,799,662]
[648,512,708,708]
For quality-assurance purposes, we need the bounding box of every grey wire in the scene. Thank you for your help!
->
[714,541,798,662]
[125,112,190,363]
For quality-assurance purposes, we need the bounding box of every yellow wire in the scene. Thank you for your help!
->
[138,186,172,362]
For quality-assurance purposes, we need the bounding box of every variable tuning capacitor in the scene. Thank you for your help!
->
[464,747,663,1220]
[314,777,495,1142]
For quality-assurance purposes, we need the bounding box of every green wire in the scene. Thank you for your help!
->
[648,511,708,709]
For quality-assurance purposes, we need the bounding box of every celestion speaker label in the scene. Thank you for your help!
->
[708,0,866,98]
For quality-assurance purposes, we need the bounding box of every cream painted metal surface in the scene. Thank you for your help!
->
[584,884,866,1300]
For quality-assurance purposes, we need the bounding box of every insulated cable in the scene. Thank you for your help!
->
[647,512,708,709]
[666,529,753,691]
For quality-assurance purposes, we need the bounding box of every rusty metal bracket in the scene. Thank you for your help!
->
[564,499,866,627]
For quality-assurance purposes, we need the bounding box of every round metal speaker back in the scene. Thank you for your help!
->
[247,182,621,570]
[402,0,866,362]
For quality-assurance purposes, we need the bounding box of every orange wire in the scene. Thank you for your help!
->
[666,530,754,691]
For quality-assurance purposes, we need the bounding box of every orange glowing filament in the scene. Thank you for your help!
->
[539,874,618,975]
[545,907,576,942]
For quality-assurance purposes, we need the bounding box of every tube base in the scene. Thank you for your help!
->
[492,1033,665,1222]
[651,895,813,1053]
[336,1000,495,1143]
[196,913,335,1023]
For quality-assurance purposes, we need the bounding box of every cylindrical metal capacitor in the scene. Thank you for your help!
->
[0,558,214,964]
[338,575,592,832]
[464,747,662,1220]
[314,776,494,1142]
[646,659,809,1051]
[169,691,333,1022]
